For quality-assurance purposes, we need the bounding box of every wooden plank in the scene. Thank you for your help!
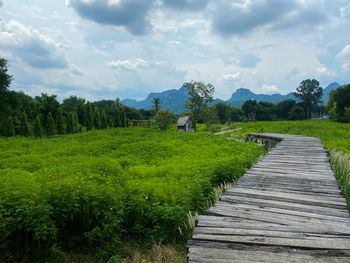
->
[188,133,350,262]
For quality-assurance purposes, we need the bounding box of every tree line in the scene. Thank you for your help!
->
[0,59,156,137]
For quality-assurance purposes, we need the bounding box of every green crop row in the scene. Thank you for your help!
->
[0,128,264,262]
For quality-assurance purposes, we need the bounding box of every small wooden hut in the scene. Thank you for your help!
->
[177,116,194,132]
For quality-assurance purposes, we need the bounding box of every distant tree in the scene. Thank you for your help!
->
[20,111,31,136]
[56,108,65,134]
[294,79,323,119]
[288,106,305,120]
[152,97,161,114]
[34,115,42,137]
[5,115,15,137]
[200,105,219,131]
[73,111,80,132]
[101,110,108,129]
[231,107,245,122]
[327,84,350,122]
[114,106,121,127]
[0,58,13,131]
[46,112,56,136]
[276,99,298,120]
[62,95,85,125]
[155,108,176,131]
[215,102,231,124]
[66,112,74,134]
[85,102,93,131]
[35,93,60,120]
[93,107,100,129]
[242,100,257,121]
[184,81,215,123]
[256,101,276,121]
[120,107,127,127]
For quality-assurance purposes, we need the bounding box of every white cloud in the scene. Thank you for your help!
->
[338,44,350,57]
[108,58,149,71]
[317,66,328,74]
[221,72,240,80]
[0,19,67,69]
[342,62,350,71]
[262,84,279,93]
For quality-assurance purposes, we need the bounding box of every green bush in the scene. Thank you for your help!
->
[0,128,264,261]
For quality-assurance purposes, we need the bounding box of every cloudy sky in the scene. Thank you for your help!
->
[0,0,349,101]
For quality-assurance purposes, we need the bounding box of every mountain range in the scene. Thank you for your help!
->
[122,82,340,114]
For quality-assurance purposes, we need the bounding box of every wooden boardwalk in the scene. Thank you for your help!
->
[187,133,350,262]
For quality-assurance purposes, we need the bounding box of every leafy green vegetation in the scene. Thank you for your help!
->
[0,128,264,262]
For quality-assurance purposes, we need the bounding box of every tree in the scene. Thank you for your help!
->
[101,110,108,129]
[120,107,127,127]
[327,84,350,122]
[85,102,93,131]
[231,107,245,122]
[152,97,161,114]
[46,112,56,136]
[215,102,231,124]
[0,58,13,132]
[56,108,65,134]
[155,108,176,131]
[34,115,43,137]
[114,106,121,127]
[62,95,85,125]
[20,111,31,136]
[5,115,15,137]
[66,112,74,134]
[294,79,323,119]
[73,111,80,132]
[184,81,215,123]
[35,93,60,120]
[93,107,100,129]
[242,100,257,121]
[276,99,297,120]
[288,106,305,120]
[200,105,219,131]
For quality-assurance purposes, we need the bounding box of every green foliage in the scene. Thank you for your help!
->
[327,84,350,122]
[56,108,65,135]
[294,79,323,119]
[120,107,127,127]
[93,107,101,129]
[155,108,176,131]
[114,107,121,128]
[34,115,43,137]
[101,110,108,129]
[184,81,215,123]
[200,105,218,131]
[288,106,304,120]
[46,112,56,136]
[85,102,93,131]
[215,102,231,124]
[152,97,161,114]
[66,112,74,134]
[5,115,15,137]
[0,128,263,262]
[20,111,31,136]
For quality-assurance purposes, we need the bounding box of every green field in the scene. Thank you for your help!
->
[0,128,264,262]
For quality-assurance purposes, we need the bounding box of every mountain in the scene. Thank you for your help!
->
[322,82,340,104]
[122,82,341,114]
[226,88,296,107]
[122,86,188,114]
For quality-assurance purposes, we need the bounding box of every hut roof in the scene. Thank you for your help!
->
[177,116,191,126]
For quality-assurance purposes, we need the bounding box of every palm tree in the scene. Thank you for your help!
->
[152,97,161,114]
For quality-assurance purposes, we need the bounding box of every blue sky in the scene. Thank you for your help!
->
[0,0,349,101]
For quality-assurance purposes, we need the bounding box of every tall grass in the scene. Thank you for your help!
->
[330,150,350,211]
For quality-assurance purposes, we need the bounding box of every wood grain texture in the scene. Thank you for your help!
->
[187,133,350,262]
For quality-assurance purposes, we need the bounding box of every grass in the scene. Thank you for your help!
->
[0,127,264,262]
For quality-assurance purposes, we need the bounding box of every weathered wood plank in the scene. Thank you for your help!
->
[187,133,350,262]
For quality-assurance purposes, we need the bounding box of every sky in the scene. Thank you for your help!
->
[0,0,350,101]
